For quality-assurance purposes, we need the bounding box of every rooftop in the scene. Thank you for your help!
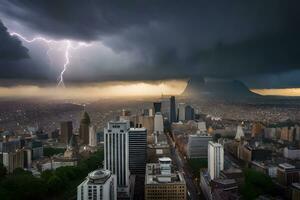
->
[145,163,185,185]
[87,169,111,184]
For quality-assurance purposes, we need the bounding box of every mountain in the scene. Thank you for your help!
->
[182,77,260,100]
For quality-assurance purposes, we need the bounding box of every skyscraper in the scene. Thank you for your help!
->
[60,121,73,144]
[153,102,162,114]
[170,96,176,123]
[89,125,97,147]
[208,141,224,180]
[77,169,117,200]
[185,105,195,121]
[178,103,186,121]
[154,113,164,144]
[128,128,147,174]
[104,120,130,196]
[79,111,91,145]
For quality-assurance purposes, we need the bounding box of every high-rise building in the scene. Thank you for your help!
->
[185,105,194,121]
[77,169,117,200]
[2,149,27,173]
[208,141,224,180]
[178,103,186,121]
[104,121,130,196]
[153,102,162,114]
[60,121,73,144]
[235,125,245,141]
[145,157,186,200]
[170,96,176,123]
[128,128,147,174]
[154,113,164,144]
[187,134,212,158]
[79,111,91,145]
[89,125,97,147]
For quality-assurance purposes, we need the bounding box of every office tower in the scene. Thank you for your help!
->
[235,125,245,141]
[128,128,147,174]
[208,141,224,180]
[77,169,117,200]
[145,157,186,200]
[89,125,97,147]
[178,103,186,121]
[104,121,130,195]
[79,111,91,145]
[153,102,162,114]
[60,121,73,144]
[185,105,195,121]
[187,134,212,158]
[2,149,26,173]
[154,113,164,144]
[170,96,176,123]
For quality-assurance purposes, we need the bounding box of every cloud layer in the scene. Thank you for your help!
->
[0,0,299,87]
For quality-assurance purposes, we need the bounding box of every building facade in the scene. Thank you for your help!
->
[77,169,117,200]
[128,128,147,174]
[104,120,130,196]
[60,121,73,144]
[187,134,212,158]
[145,157,186,200]
[170,96,177,123]
[208,141,224,180]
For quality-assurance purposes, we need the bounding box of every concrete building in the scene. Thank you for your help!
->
[187,134,212,158]
[128,128,147,174]
[77,169,117,200]
[178,103,186,121]
[1,149,28,173]
[284,147,300,160]
[79,111,91,145]
[185,105,194,121]
[145,157,186,200]
[104,121,131,196]
[60,121,73,144]
[89,125,97,147]
[292,183,300,200]
[235,125,244,141]
[154,113,164,144]
[208,141,224,180]
[277,163,300,186]
[170,96,177,123]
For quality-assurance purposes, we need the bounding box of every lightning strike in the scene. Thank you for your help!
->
[9,32,91,87]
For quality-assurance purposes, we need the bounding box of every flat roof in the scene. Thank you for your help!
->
[159,157,172,162]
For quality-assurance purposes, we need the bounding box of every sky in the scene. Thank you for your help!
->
[0,0,299,96]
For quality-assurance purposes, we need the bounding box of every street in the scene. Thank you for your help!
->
[167,133,202,200]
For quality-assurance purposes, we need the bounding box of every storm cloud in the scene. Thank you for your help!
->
[0,20,28,60]
[0,0,299,86]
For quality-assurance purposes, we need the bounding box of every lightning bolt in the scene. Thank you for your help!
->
[9,32,91,87]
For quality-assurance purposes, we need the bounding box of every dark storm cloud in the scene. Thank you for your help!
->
[0,20,28,60]
[0,0,299,83]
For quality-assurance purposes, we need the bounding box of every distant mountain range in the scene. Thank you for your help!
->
[182,77,260,100]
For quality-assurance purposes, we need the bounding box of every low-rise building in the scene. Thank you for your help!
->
[277,163,300,186]
[145,157,186,200]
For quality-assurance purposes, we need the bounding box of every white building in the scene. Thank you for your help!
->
[208,141,224,180]
[178,103,186,121]
[154,113,164,144]
[235,125,245,141]
[77,169,117,200]
[89,125,97,147]
[104,121,130,196]
[283,147,300,160]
